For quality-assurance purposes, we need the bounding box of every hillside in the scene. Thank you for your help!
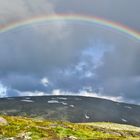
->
[0,96,140,127]
[0,115,140,140]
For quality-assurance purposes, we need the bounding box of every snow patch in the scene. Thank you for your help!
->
[48,100,59,104]
[25,97,31,100]
[124,106,132,109]
[61,102,68,105]
[121,118,127,122]
[70,105,75,108]
[48,100,67,105]
[21,100,34,103]
[85,114,90,119]
[57,97,67,100]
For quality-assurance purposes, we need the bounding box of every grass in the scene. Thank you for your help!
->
[82,122,140,132]
[0,115,140,139]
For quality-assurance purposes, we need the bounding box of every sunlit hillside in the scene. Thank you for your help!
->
[0,115,140,140]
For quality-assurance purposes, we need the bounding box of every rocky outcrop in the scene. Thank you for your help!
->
[0,117,8,126]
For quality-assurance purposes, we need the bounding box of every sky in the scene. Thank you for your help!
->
[0,0,140,104]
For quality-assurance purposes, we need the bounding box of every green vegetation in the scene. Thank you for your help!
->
[0,115,140,140]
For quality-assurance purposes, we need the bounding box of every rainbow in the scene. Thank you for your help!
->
[0,14,140,41]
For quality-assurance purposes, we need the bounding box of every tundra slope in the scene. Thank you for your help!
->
[1,115,140,140]
[0,96,140,126]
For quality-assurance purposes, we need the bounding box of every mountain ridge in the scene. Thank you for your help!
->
[0,95,140,127]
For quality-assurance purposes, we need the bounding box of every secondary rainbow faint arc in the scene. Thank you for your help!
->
[0,14,140,41]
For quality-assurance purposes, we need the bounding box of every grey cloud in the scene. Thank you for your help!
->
[1,23,140,103]
[1,74,45,92]
[53,0,140,31]
[94,40,140,103]
[0,0,140,104]
[96,42,140,78]
[0,0,55,25]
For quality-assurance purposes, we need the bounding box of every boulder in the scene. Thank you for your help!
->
[68,136,78,140]
[0,117,8,126]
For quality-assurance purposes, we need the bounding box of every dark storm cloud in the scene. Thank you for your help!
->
[94,40,140,103]
[0,24,111,96]
[1,23,140,103]
[97,42,140,78]
[1,74,46,92]
[0,25,84,76]
[0,0,140,104]
[0,24,98,93]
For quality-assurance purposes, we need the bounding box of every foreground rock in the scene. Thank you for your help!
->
[0,117,8,126]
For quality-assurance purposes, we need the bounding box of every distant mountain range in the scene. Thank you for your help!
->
[0,96,140,127]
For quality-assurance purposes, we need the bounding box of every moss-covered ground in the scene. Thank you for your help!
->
[0,115,140,140]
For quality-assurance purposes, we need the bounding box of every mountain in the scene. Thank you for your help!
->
[0,96,140,127]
